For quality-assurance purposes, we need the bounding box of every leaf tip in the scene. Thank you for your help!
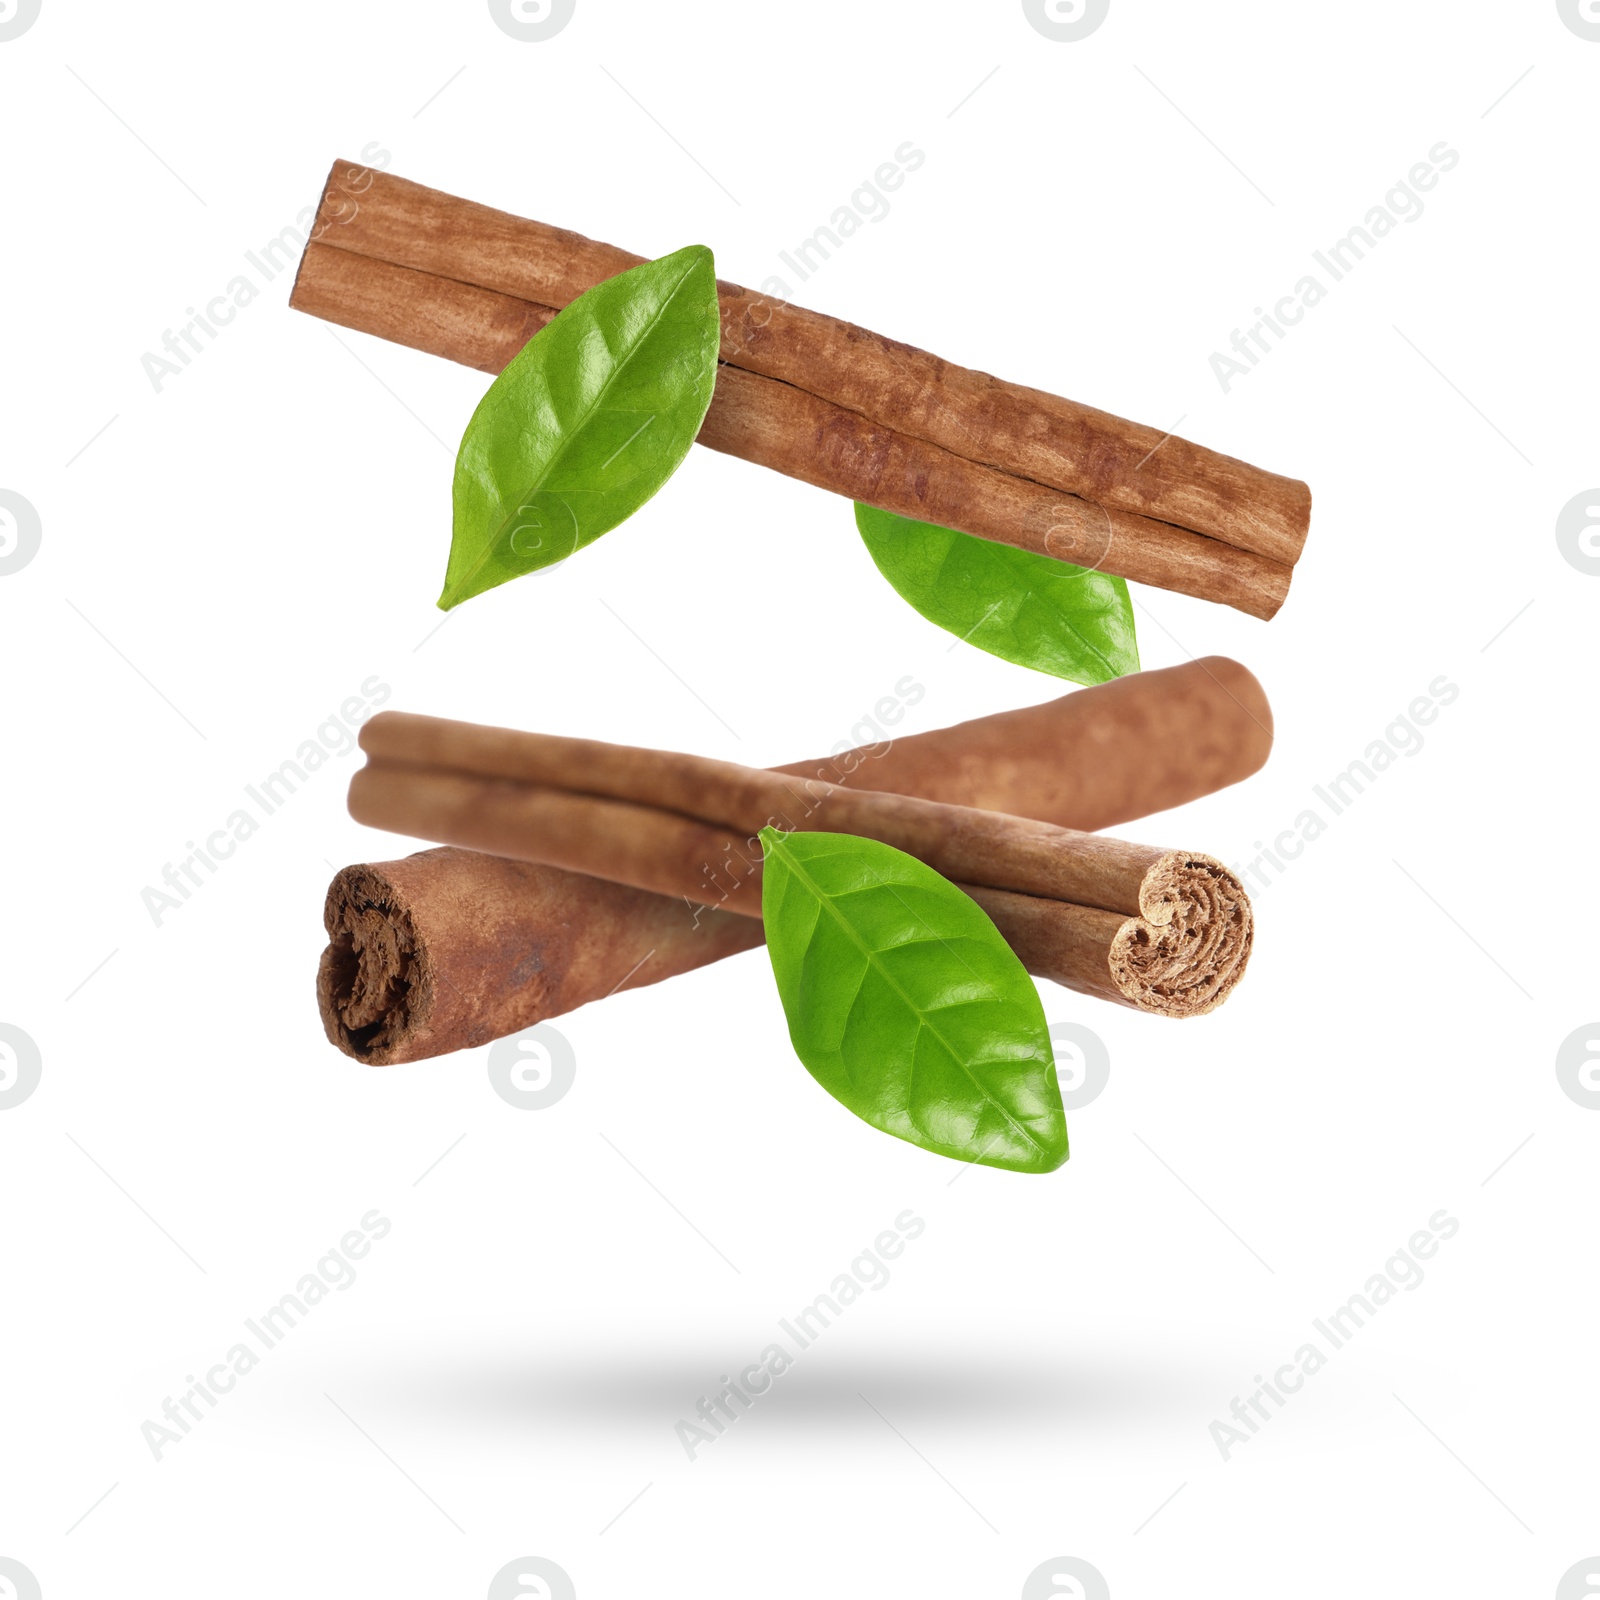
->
[993,1131,1069,1176]
[659,241,716,278]
[758,825,788,855]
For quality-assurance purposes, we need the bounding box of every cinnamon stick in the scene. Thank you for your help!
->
[293,242,1290,619]
[348,757,1249,1019]
[290,165,1305,620]
[345,717,1253,1023]
[299,160,1310,565]
[321,660,1270,1062]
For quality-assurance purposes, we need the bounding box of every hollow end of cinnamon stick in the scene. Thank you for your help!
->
[1110,853,1253,1017]
[318,861,436,1064]
[964,852,1251,1021]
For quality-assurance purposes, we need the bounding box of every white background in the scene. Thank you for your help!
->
[2,2,1597,1596]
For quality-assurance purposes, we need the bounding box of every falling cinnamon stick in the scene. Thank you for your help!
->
[293,242,1290,619]
[298,160,1310,564]
[345,715,1253,1026]
[290,163,1308,620]
[349,757,1250,1020]
[320,659,1271,1063]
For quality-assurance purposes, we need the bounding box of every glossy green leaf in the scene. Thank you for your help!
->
[854,502,1139,685]
[760,827,1067,1174]
[439,244,720,609]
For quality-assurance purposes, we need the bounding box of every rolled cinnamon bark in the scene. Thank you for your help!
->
[346,716,1253,1021]
[292,241,1292,619]
[321,661,1270,1062]
[352,720,1193,919]
[346,758,1248,1019]
[297,160,1310,566]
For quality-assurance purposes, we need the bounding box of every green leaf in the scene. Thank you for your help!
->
[854,502,1140,685]
[439,244,721,609]
[760,827,1067,1174]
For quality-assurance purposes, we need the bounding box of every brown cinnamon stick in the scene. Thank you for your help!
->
[345,715,1253,1024]
[293,241,1291,619]
[321,660,1270,1062]
[348,756,1250,1019]
[352,720,1176,919]
[299,160,1310,565]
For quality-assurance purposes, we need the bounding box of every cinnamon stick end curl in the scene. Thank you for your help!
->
[1109,853,1253,1018]
[318,862,437,1065]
